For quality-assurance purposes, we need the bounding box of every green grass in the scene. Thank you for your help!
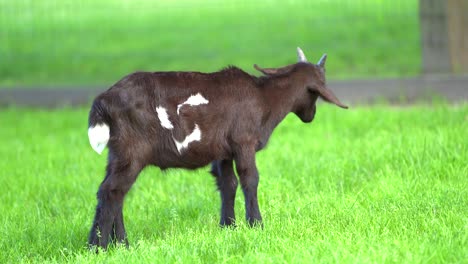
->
[0,103,466,263]
[0,0,420,87]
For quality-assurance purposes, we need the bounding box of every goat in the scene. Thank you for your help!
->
[87,47,348,249]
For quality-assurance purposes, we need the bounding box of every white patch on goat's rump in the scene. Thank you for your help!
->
[177,93,209,115]
[173,124,202,153]
[88,123,110,155]
[156,106,174,129]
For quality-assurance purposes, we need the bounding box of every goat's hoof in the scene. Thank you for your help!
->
[114,239,130,249]
[219,218,236,228]
[220,223,237,229]
[88,243,106,253]
[248,219,263,229]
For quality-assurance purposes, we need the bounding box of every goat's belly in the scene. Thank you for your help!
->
[154,141,229,170]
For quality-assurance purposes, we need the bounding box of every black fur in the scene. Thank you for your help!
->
[87,58,347,249]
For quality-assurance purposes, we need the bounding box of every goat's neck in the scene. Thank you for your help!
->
[260,76,301,132]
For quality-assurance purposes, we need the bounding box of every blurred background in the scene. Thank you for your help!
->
[0,0,466,105]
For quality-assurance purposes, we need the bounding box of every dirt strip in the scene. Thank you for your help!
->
[0,76,467,108]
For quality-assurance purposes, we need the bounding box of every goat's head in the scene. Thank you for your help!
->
[254,47,348,123]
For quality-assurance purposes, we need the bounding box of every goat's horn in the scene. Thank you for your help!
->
[297,47,308,62]
[317,53,327,67]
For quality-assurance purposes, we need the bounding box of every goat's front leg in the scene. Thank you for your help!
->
[234,146,262,226]
[211,160,238,226]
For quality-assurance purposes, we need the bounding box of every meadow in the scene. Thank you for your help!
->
[0,0,419,86]
[0,0,466,263]
[0,103,466,263]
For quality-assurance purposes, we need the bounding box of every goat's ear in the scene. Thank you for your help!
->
[254,64,295,76]
[254,64,279,75]
[316,86,348,109]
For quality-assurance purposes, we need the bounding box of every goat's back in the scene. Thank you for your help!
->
[93,68,264,169]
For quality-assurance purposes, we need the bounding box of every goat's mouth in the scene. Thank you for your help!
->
[294,107,316,123]
[302,116,314,123]
[299,113,315,123]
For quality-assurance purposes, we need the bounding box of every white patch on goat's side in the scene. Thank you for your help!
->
[156,106,174,129]
[173,124,202,153]
[177,93,209,115]
[88,123,110,155]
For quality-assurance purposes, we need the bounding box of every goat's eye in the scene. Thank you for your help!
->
[307,88,318,95]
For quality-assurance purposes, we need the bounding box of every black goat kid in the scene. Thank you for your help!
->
[87,47,348,249]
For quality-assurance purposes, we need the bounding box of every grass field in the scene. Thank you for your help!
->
[0,103,466,263]
[0,0,419,86]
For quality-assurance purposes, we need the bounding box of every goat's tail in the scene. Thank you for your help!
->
[88,98,111,155]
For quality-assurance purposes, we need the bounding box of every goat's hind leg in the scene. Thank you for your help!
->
[88,156,143,250]
[211,160,238,226]
[110,208,128,247]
